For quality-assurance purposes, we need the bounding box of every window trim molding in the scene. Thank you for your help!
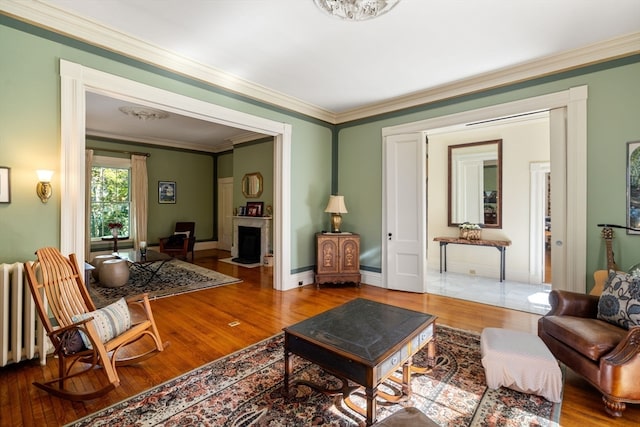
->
[92,155,131,168]
[89,158,132,242]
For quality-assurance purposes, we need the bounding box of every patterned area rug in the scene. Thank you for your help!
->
[69,326,562,426]
[89,259,242,307]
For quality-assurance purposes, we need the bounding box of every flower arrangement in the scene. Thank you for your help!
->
[107,221,123,230]
[459,222,481,230]
[459,222,481,240]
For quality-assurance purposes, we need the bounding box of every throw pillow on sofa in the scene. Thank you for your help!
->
[597,270,640,329]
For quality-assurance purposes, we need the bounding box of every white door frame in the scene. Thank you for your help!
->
[529,162,551,283]
[59,59,293,290]
[217,177,234,251]
[382,86,588,292]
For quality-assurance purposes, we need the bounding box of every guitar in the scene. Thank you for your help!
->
[591,223,640,294]
[591,226,617,296]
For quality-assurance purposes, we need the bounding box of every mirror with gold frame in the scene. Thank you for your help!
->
[242,172,263,198]
[448,139,502,228]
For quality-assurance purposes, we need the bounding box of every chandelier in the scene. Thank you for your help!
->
[313,0,400,21]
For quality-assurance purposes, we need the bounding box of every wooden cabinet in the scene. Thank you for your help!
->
[315,233,361,287]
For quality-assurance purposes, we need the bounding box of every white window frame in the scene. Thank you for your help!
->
[90,155,132,242]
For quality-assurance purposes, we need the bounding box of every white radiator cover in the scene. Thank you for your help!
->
[0,262,48,366]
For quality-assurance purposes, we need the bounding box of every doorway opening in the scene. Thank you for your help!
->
[382,86,588,296]
[59,59,293,290]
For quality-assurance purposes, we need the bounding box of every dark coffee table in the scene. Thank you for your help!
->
[116,250,172,284]
[283,298,436,425]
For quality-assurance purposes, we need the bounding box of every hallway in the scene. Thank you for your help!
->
[427,268,552,315]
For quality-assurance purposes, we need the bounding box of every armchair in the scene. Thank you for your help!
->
[538,289,640,417]
[159,221,196,262]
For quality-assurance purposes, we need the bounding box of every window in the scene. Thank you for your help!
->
[90,156,131,240]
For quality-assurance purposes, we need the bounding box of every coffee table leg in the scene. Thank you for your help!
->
[402,358,412,397]
[366,386,377,426]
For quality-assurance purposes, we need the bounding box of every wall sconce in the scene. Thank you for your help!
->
[324,195,348,233]
[36,170,53,203]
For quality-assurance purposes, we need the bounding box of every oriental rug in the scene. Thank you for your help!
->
[69,326,562,426]
[89,259,242,308]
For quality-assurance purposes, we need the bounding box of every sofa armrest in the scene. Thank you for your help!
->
[546,289,599,318]
[603,326,640,366]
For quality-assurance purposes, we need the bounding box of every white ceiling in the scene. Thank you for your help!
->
[4,0,640,151]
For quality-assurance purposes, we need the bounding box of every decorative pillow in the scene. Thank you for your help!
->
[71,298,132,349]
[174,231,190,238]
[597,271,640,329]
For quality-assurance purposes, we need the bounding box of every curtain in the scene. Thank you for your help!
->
[131,154,148,248]
[85,149,94,260]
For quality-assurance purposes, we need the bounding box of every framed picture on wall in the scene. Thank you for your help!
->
[0,167,10,203]
[246,201,263,217]
[158,181,176,204]
[627,141,640,234]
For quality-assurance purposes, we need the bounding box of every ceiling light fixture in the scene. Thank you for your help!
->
[118,106,169,121]
[313,0,400,21]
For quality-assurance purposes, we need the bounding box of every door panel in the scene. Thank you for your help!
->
[384,133,427,293]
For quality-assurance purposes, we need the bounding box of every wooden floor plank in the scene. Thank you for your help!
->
[0,249,638,426]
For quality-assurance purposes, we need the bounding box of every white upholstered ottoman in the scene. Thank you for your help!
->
[480,327,562,402]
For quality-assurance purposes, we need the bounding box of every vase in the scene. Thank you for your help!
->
[111,229,119,253]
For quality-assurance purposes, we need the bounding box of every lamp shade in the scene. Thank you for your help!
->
[324,195,348,214]
[36,169,54,182]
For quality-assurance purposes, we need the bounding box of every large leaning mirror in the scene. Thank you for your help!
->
[242,172,263,198]
[448,139,502,228]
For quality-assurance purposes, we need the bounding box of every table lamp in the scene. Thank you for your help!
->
[324,195,348,233]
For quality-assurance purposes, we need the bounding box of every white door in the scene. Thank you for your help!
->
[383,133,427,293]
[549,108,568,290]
[217,177,234,251]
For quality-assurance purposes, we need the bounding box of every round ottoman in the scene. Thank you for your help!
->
[90,254,116,281]
[99,258,130,288]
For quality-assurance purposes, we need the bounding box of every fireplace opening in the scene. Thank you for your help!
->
[233,226,261,264]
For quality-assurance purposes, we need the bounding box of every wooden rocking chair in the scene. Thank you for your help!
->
[24,247,167,401]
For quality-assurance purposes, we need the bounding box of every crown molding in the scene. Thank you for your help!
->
[0,0,338,123]
[2,1,638,125]
[86,129,232,153]
[229,131,269,145]
[337,32,640,123]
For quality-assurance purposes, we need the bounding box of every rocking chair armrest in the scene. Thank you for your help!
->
[125,293,155,323]
[48,317,94,339]
[125,292,151,304]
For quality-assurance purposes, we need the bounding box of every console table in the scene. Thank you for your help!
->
[433,236,512,282]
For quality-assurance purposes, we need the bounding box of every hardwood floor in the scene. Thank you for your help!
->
[1,249,637,426]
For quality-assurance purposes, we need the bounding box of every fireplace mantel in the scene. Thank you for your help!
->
[231,216,272,263]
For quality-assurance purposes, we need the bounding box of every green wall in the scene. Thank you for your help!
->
[87,139,215,245]
[217,151,234,179]
[0,17,331,265]
[233,139,274,214]
[2,15,640,292]
[336,58,640,290]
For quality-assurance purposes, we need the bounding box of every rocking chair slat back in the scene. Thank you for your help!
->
[35,247,95,327]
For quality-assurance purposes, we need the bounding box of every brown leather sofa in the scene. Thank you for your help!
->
[538,290,640,417]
